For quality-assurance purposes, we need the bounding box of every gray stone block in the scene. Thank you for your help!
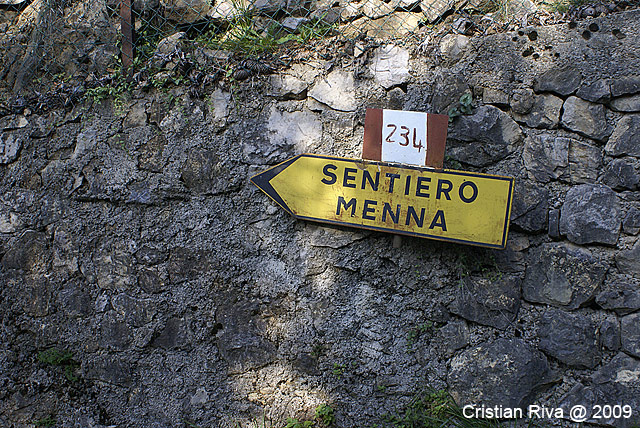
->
[559,184,621,245]
[610,76,640,97]
[523,243,606,309]
[534,67,582,96]
[623,207,640,235]
[576,79,611,103]
[597,283,640,315]
[537,308,601,368]
[449,275,521,330]
[602,159,639,190]
[616,241,640,274]
[510,180,549,232]
[621,313,640,358]
[523,134,569,182]
[448,105,523,167]
[561,97,612,142]
[448,338,554,408]
[605,115,640,157]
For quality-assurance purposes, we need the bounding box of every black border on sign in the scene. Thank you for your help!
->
[250,156,298,215]
[250,153,515,250]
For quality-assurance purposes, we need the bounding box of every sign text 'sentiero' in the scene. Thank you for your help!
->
[251,154,514,249]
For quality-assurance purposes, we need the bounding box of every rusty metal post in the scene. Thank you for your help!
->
[120,0,134,78]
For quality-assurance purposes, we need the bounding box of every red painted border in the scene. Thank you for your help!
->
[362,108,382,161]
[426,114,448,169]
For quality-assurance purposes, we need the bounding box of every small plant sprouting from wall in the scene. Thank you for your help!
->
[194,0,336,56]
[285,404,336,428]
[37,348,79,382]
[315,404,335,426]
[34,415,56,427]
[379,388,509,428]
[454,250,502,288]
[448,93,474,123]
[407,322,434,353]
[332,363,346,377]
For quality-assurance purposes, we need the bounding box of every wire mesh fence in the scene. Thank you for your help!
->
[0,0,630,105]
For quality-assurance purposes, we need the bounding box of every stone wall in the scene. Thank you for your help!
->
[1,7,640,428]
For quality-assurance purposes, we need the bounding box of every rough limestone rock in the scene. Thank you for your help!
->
[160,0,211,23]
[447,105,523,167]
[610,94,640,112]
[596,283,640,315]
[267,108,322,153]
[152,316,191,350]
[0,115,29,130]
[548,208,561,239]
[602,159,639,190]
[343,13,421,38]
[281,17,309,31]
[359,0,395,19]
[513,94,563,129]
[1,231,50,273]
[0,133,23,164]
[421,0,460,22]
[482,88,509,105]
[308,70,357,111]
[308,226,365,249]
[621,313,640,358]
[559,353,640,427]
[616,241,640,274]
[112,294,154,328]
[251,0,307,14]
[510,180,549,232]
[623,207,640,235]
[85,355,133,386]
[438,321,469,357]
[154,32,186,59]
[207,89,231,126]
[216,296,277,374]
[561,96,612,142]
[431,76,469,113]
[576,79,611,103]
[523,243,607,309]
[269,74,308,100]
[491,235,529,273]
[559,184,621,245]
[448,338,554,408]
[510,88,535,114]
[568,140,601,184]
[449,275,521,330]
[180,149,239,195]
[507,0,537,15]
[0,210,22,234]
[369,45,410,89]
[439,34,471,64]
[605,115,640,157]
[598,318,621,351]
[610,76,640,97]
[523,134,569,183]
[537,308,601,368]
[534,67,581,96]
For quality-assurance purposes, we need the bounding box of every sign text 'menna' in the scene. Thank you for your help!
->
[251,154,514,249]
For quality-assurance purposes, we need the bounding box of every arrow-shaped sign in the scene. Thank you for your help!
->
[251,154,514,249]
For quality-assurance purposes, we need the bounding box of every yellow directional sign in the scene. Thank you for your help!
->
[251,154,514,249]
